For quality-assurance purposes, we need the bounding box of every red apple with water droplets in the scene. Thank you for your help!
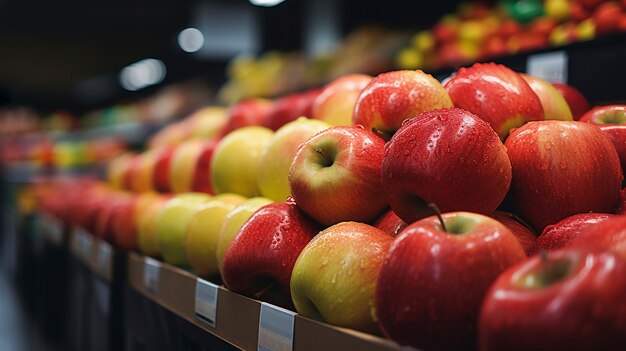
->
[220,98,273,136]
[490,211,537,255]
[569,215,626,257]
[373,209,408,237]
[552,82,590,120]
[580,105,626,174]
[312,74,372,126]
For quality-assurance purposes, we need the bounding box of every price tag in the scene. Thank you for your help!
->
[195,279,219,328]
[258,302,296,351]
[98,240,112,278]
[143,257,160,295]
[527,51,568,83]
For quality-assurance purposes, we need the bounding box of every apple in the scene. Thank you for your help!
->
[152,146,175,193]
[263,90,322,131]
[580,105,626,173]
[618,187,626,214]
[216,197,273,275]
[490,211,537,255]
[130,150,157,193]
[137,194,170,257]
[312,74,372,126]
[505,121,622,232]
[219,98,273,137]
[444,62,544,140]
[291,222,393,333]
[190,140,218,195]
[552,82,590,120]
[257,117,330,202]
[593,2,622,35]
[94,191,131,243]
[373,209,408,237]
[479,250,626,351]
[568,215,626,257]
[110,194,142,250]
[382,107,512,224]
[168,140,206,193]
[148,121,192,148]
[211,126,274,197]
[521,74,573,121]
[352,70,452,138]
[376,212,526,350]
[106,152,134,190]
[155,193,212,267]
[527,212,615,256]
[187,106,228,139]
[289,126,388,226]
[184,193,246,278]
[222,200,319,308]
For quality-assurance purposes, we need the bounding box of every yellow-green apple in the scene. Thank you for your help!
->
[352,70,452,138]
[222,200,319,308]
[169,140,212,194]
[568,215,626,257]
[376,212,526,350]
[479,250,626,351]
[373,209,407,237]
[263,89,322,131]
[289,126,388,226]
[382,107,512,224]
[580,105,626,174]
[444,62,544,140]
[527,213,615,256]
[184,193,246,278]
[521,73,573,121]
[312,74,372,126]
[490,211,538,255]
[216,197,273,275]
[552,82,590,120]
[130,150,157,193]
[219,98,273,136]
[211,126,273,197]
[257,117,330,202]
[156,193,212,266]
[152,146,175,193]
[187,106,228,139]
[107,152,135,190]
[291,222,393,333]
[137,194,170,257]
[505,121,622,232]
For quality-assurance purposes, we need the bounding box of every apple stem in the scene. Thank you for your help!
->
[254,282,276,300]
[428,203,447,233]
[371,127,392,142]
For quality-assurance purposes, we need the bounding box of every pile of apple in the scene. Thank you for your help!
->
[34,62,626,350]
[396,0,626,70]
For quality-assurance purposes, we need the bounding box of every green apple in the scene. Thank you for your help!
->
[257,117,330,202]
[216,197,273,275]
[156,193,212,266]
[521,74,573,121]
[211,126,274,197]
[184,193,246,277]
[290,222,393,334]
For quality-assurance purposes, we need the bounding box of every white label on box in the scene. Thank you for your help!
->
[143,257,160,295]
[527,51,568,83]
[195,279,219,328]
[98,240,112,277]
[258,302,296,351]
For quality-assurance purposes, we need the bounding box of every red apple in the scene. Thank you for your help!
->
[221,200,319,309]
[444,62,544,140]
[220,98,273,136]
[312,74,372,126]
[263,90,321,131]
[376,212,526,351]
[490,211,537,255]
[289,126,388,226]
[352,70,453,138]
[527,212,616,256]
[479,250,626,351]
[382,107,511,224]
[505,121,622,232]
[521,74,573,121]
[152,146,175,193]
[618,187,626,214]
[373,209,408,237]
[568,215,626,257]
[551,82,590,120]
[593,2,622,35]
[190,140,218,194]
[580,105,626,173]
[111,195,140,250]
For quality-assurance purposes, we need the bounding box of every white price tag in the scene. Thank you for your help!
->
[258,302,296,351]
[98,240,112,277]
[195,279,219,327]
[143,257,160,295]
[527,51,568,83]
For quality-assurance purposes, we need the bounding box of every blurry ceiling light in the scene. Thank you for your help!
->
[119,58,166,91]
[249,0,286,7]
[178,27,205,53]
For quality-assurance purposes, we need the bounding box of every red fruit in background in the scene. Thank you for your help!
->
[152,146,175,193]
[220,98,273,136]
[479,250,626,351]
[263,89,321,131]
[111,196,140,250]
[432,21,457,43]
[551,82,590,120]
[490,211,537,255]
[580,0,603,9]
[499,19,523,38]
[382,108,512,224]
[508,33,549,54]
[570,2,590,22]
[580,105,626,174]
[529,17,558,37]
[190,140,218,194]
[505,121,622,232]
[121,154,140,191]
[569,215,626,257]
[376,212,526,351]
[593,2,623,34]
[373,209,408,237]
[481,36,508,59]
[221,201,319,309]
[527,212,615,256]
[94,192,130,242]
[437,42,472,67]
[444,62,544,140]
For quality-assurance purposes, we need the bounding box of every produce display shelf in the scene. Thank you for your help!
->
[127,252,404,351]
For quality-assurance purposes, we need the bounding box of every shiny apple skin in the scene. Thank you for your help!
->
[352,70,452,136]
[221,201,319,309]
[528,212,615,256]
[552,82,590,120]
[505,121,622,232]
[569,215,626,257]
[220,98,273,136]
[312,74,372,126]
[580,105,626,174]
[521,74,573,121]
[376,212,526,351]
[263,90,321,131]
[382,107,512,224]
[152,146,175,193]
[373,209,408,237]
[490,211,537,255]
[190,140,218,195]
[289,126,388,226]
[479,250,626,351]
[444,62,544,140]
